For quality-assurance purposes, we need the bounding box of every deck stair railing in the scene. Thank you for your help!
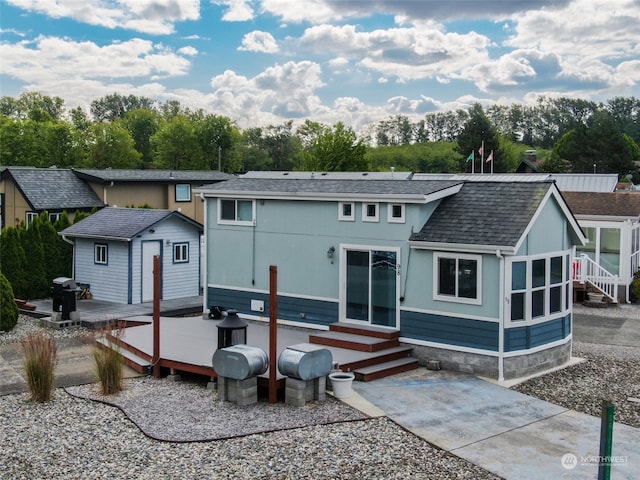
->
[573,254,619,303]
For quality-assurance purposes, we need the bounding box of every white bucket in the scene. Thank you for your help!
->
[329,372,355,399]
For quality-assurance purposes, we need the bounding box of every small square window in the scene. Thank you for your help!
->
[387,203,405,223]
[173,243,189,263]
[339,202,355,221]
[175,184,191,202]
[95,244,108,265]
[362,203,379,222]
[218,199,255,225]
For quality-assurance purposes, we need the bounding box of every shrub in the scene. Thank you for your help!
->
[631,271,640,303]
[21,331,57,402]
[0,272,19,332]
[93,322,124,395]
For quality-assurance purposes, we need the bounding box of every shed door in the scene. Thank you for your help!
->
[142,241,161,302]
[342,247,399,328]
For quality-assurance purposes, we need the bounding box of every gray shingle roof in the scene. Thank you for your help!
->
[241,171,413,180]
[410,181,553,247]
[73,169,234,183]
[198,178,462,197]
[1,167,104,210]
[60,207,202,240]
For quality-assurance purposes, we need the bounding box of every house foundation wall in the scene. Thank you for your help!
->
[405,340,571,380]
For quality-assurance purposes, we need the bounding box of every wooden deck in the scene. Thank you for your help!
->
[106,317,417,382]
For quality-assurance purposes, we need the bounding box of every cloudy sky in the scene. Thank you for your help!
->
[1,0,639,131]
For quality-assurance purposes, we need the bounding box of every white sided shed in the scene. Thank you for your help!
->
[60,207,203,304]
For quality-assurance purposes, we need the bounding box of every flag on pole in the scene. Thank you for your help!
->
[466,151,474,163]
[478,145,484,157]
[485,150,493,163]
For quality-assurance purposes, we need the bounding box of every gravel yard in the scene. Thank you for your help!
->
[2,313,639,479]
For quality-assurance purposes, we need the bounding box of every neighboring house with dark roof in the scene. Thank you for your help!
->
[196,178,585,381]
[59,207,203,304]
[0,167,105,228]
[562,191,640,302]
[73,169,234,225]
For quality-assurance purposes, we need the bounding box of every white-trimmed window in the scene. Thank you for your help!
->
[25,212,38,227]
[338,202,355,221]
[387,203,405,223]
[175,184,191,202]
[49,212,62,223]
[508,253,571,323]
[362,203,379,222]
[173,242,189,263]
[95,244,108,265]
[218,199,255,225]
[433,252,481,305]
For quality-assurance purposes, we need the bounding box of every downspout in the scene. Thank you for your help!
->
[61,235,75,279]
[200,192,208,314]
[103,181,114,205]
[496,249,505,382]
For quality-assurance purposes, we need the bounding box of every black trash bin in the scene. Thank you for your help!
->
[52,277,79,320]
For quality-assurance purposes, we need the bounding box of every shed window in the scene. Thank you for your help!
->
[175,184,191,202]
[434,253,481,305]
[173,243,189,263]
[95,244,108,265]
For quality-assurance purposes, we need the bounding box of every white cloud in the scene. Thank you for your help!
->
[213,0,255,21]
[6,0,200,34]
[238,31,279,53]
[177,45,198,55]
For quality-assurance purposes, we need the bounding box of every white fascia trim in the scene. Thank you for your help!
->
[401,306,500,323]
[208,284,337,304]
[409,241,515,255]
[399,337,499,356]
[59,234,132,242]
[502,336,572,357]
[576,215,638,224]
[422,183,463,202]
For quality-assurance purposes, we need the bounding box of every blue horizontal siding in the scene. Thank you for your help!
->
[208,287,338,327]
[505,314,571,352]
[400,310,499,351]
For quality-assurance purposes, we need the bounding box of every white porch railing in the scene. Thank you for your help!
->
[572,254,619,303]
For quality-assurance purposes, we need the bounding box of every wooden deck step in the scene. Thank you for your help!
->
[309,331,398,352]
[337,346,414,372]
[353,357,419,382]
[96,337,150,374]
[328,322,400,340]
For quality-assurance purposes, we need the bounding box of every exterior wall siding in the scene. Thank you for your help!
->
[504,314,571,352]
[400,310,499,351]
[208,286,338,327]
[73,239,130,303]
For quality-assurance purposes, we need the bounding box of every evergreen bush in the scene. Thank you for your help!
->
[0,272,19,331]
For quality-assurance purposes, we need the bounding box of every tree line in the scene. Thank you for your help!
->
[1,92,639,179]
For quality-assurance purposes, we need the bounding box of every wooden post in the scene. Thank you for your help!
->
[269,265,278,404]
[153,254,161,379]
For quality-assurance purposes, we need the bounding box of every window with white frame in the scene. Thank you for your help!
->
[49,212,62,223]
[433,252,481,304]
[95,244,108,265]
[338,202,355,221]
[175,184,191,202]
[362,202,379,222]
[387,203,405,223]
[25,212,38,227]
[509,253,571,323]
[173,242,189,263]
[218,199,255,225]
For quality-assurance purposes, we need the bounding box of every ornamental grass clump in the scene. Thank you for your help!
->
[21,331,57,402]
[93,322,124,395]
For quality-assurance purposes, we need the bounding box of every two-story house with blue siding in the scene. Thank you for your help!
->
[60,207,203,304]
[196,177,585,380]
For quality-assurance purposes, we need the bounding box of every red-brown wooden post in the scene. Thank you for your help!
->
[269,265,278,403]
[153,254,161,379]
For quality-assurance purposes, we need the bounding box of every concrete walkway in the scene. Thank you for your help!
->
[348,303,640,480]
